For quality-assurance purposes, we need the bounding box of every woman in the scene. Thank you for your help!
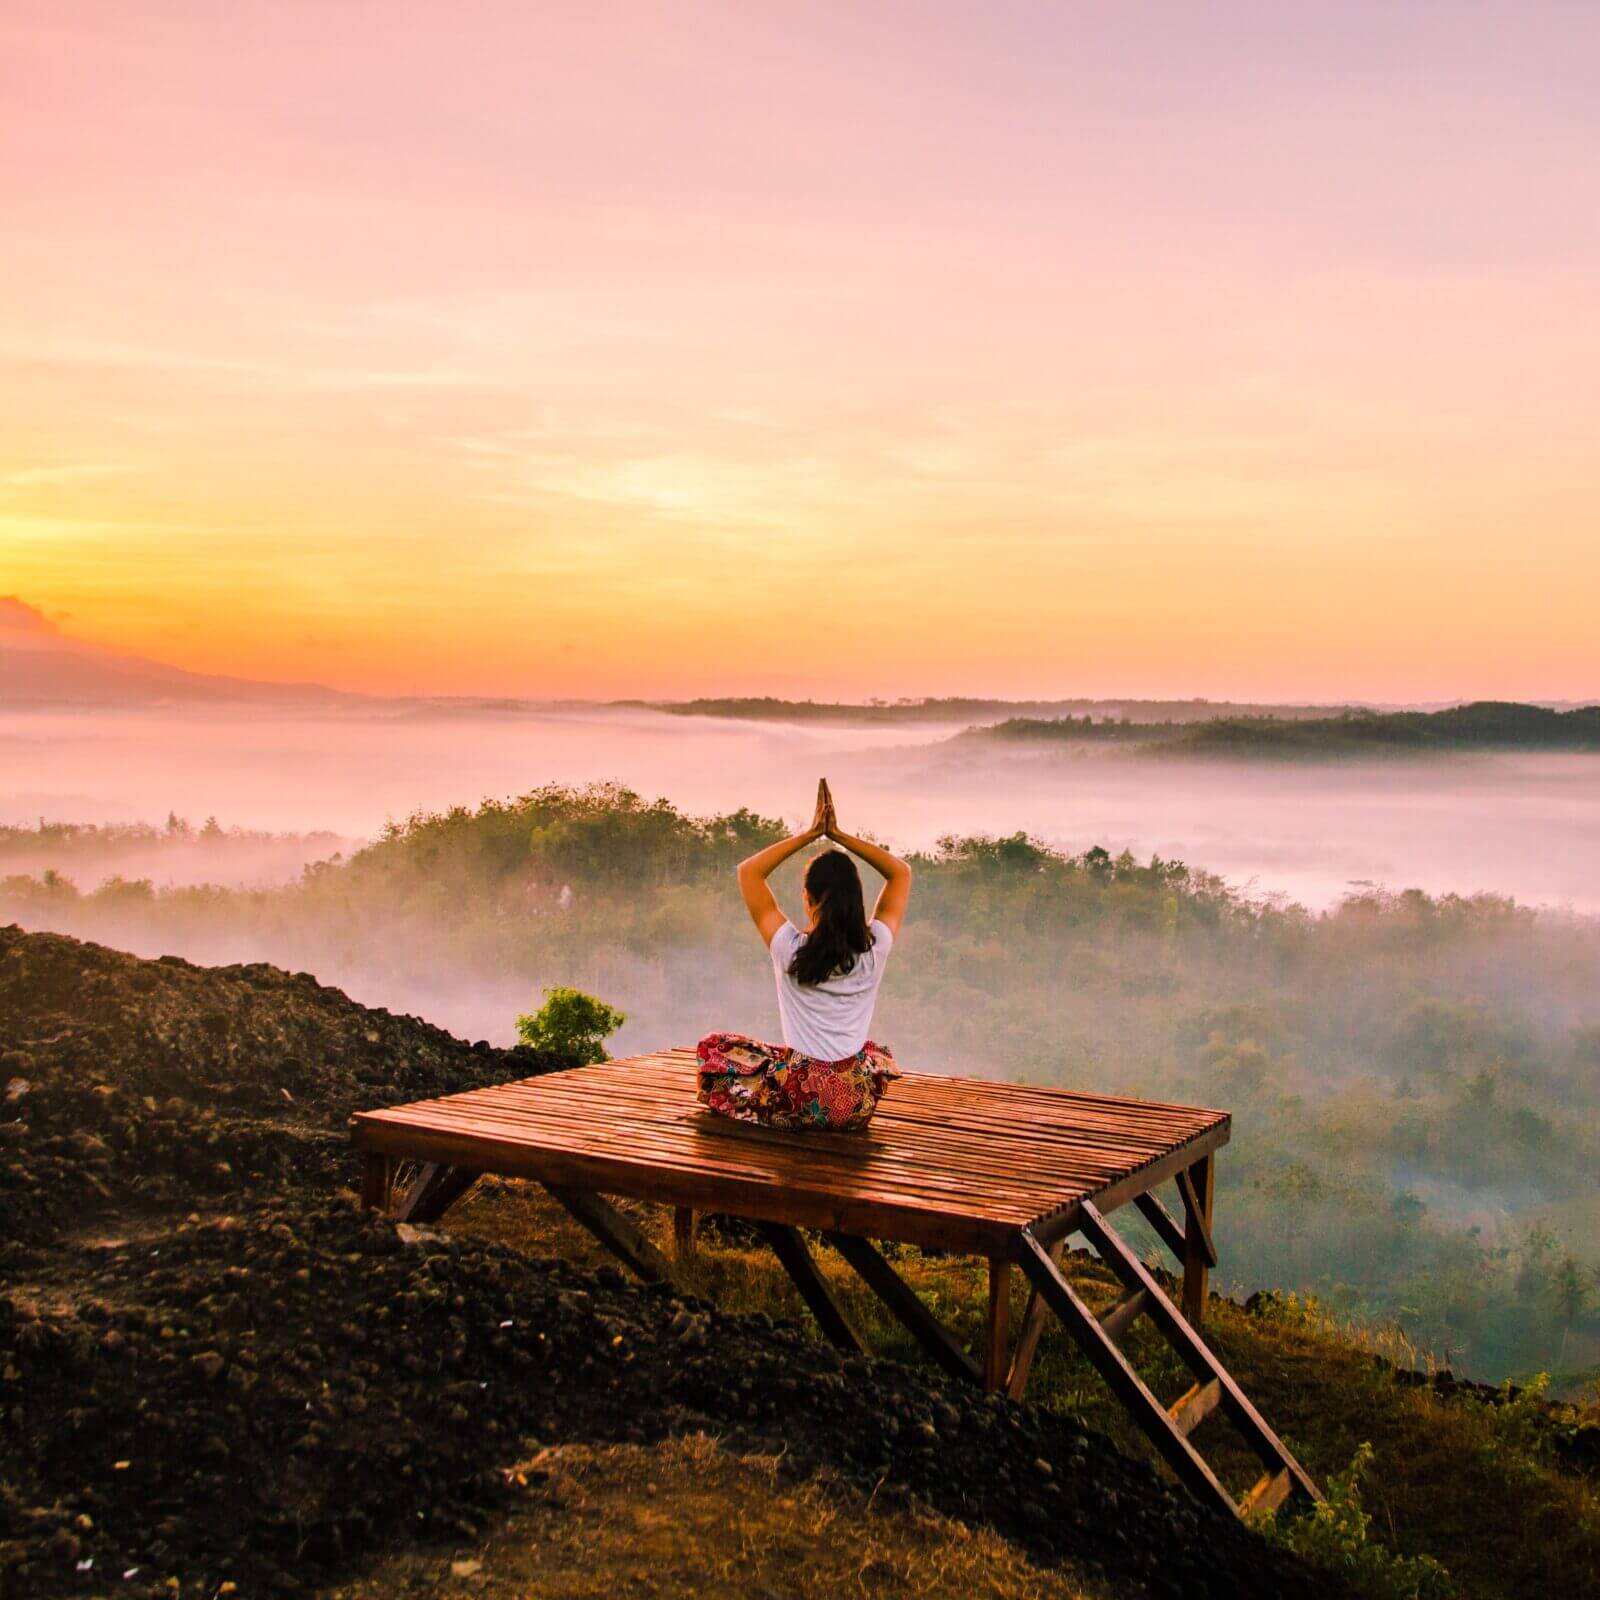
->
[696,780,912,1130]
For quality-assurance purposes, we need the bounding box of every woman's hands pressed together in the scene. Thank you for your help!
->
[736,778,834,945]
[735,777,913,945]
[815,781,913,937]
[808,778,832,842]
[815,777,842,841]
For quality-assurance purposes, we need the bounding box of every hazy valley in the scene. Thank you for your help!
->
[5,698,1600,1399]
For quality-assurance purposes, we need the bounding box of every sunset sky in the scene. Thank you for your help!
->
[4,1,1599,701]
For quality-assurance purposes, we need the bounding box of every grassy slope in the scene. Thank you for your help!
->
[445,1181,1600,1600]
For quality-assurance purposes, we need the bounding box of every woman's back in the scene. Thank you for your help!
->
[770,917,893,1061]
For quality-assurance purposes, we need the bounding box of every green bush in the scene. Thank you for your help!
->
[516,986,626,1064]
[1264,1443,1452,1600]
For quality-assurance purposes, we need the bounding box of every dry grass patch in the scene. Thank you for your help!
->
[319,1434,1106,1600]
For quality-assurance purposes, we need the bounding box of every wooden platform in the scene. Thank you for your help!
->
[351,1049,1319,1519]
[353,1049,1228,1258]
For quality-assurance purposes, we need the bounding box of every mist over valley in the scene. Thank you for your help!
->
[5,693,1600,1392]
[6,698,1600,912]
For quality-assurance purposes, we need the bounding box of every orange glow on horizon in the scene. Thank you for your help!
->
[4,2,1600,702]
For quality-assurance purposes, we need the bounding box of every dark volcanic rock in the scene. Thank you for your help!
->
[0,924,564,1255]
[0,1201,1336,1600]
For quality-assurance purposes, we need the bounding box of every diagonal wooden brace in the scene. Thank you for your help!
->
[761,1224,870,1354]
[1133,1189,1188,1263]
[825,1233,980,1385]
[1006,1234,1065,1400]
[1004,1228,1068,1395]
[543,1184,684,1287]
[1177,1154,1217,1323]
[1177,1165,1218,1268]
[1074,1201,1319,1506]
[393,1161,482,1224]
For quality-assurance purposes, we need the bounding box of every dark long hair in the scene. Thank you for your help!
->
[790,848,873,986]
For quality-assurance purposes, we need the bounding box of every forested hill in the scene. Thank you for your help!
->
[626,695,1354,725]
[969,700,1600,756]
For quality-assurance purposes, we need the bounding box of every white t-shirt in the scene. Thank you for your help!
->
[769,918,894,1061]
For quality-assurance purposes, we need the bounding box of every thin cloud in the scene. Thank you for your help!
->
[0,596,61,635]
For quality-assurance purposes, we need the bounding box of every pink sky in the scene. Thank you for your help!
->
[3,2,1599,699]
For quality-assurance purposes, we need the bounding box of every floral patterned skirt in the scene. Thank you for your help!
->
[696,1031,901,1131]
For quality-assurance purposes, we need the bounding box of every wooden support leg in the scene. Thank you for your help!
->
[1179,1153,1217,1325]
[984,1257,1012,1392]
[1006,1236,1065,1400]
[673,1206,699,1261]
[759,1224,869,1355]
[359,1153,392,1212]
[392,1162,482,1224]
[825,1233,980,1385]
[543,1184,683,1287]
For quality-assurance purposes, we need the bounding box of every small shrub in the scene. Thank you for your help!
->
[1263,1442,1452,1600]
[516,986,626,1064]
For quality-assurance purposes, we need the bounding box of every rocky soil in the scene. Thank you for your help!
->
[0,924,561,1259]
[0,927,1341,1599]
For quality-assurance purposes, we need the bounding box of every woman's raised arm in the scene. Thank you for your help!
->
[736,781,828,946]
[823,787,913,937]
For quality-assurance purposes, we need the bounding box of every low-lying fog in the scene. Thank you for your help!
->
[9,700,1599,1383]
[6,703,1600,910]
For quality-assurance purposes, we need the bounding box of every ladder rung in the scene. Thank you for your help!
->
[1098,1287,1148,1343]
[1167,1378,1222,1437]
[1239,1468,1292,1518]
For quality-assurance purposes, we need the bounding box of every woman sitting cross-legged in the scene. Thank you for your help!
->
[697,780,912,1131]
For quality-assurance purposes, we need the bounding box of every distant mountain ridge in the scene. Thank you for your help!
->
[968,700,1600,756]
[625,694,1367,724]
[4,609,1592,724]
[0,643,358,708]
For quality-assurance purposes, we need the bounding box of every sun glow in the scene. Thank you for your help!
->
[4,2,1599,699]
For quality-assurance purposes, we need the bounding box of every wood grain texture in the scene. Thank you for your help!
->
[1168,1378,1223,1438]
[391,1161,481,1224]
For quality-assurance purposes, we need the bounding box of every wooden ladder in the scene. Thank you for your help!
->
[1016,1201,1320,1520]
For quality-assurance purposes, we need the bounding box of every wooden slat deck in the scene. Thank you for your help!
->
[351,1048,1231,1257]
